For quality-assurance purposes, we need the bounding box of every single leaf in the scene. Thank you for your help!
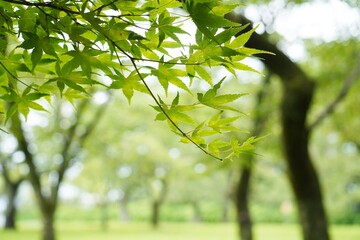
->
[31,46,43,70]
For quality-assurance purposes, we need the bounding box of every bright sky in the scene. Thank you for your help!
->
[273,0,360,41]
[244,0,360,60]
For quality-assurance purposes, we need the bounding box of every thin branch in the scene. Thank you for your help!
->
[54,100,89,197]
[93,0,119,13]
[0,157,25,186]
[132,57,203,66]
[0,61,39,91]
[106,38,223,160]
[2,0,79,14]
[0,157,11,183]
[35,5,61,22]
[78,93,113,145]
[130,57,224,161]
[97,13,150,18]
[308,54,360,130]
[54,95,111,198]
[10,113,45,205]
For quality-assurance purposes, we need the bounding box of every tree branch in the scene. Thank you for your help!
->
[77,94,112,145]
[93,0,119,13]
[52,99,89,200]
[129,54,224,161]
[308,55,360,130]
[106,35,224,161]
[2,0,79,14]
[0,61,39,91]
[10,113,45,205]
[0,156,11,183]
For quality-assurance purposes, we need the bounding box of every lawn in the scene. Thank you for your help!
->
[1,222,360,240]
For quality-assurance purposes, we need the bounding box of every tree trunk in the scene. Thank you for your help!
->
[282,92,329,240]
[4,179,22,229]
[192,201,202,223]
[234,74,270,240]
[226,13,330,240]
[100,200,109,231]
[41,210,56,240]
[151,200,160,228]
[119,195,130,222]
[235,167,253,240]
[150,178,167,228]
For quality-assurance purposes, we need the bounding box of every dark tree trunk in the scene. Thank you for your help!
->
[226,13,330,240]
[234,75,270,240]
[282,92,329,240]
[4,179,22,229]
[150,178,167,228]
[235,166,253,240]
[151,200,160,228]
[41,209,56,240]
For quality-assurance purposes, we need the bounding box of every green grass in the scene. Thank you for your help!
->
[1,222,360,240]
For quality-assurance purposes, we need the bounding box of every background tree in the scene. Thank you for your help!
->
[7,98,106,240]
[79,94,190,228]
[226,1,360,239]
[0,155,25,229]
[234,73,271,240]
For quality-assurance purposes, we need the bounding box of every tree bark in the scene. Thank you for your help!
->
[1,159,23,230]
[235,166,253,240]
[41,207,56,240]
[4,179,22,229]
[151,200,161,228]
[227,13,330,240]
[281,78,329,240]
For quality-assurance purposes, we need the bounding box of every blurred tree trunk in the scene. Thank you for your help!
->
[1,162,23,230]
[8,100,106,240]
[42,207,55,240]
[235,166,253,240]
[119,194,130,222]
[4,179,22,229]
[235,75,270,240]
[192,201,202,222]
[150,178,167,228]
[151,200,161,227]
[11,113,58,240]
[100,199,109,231]
[227,13,330,240]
